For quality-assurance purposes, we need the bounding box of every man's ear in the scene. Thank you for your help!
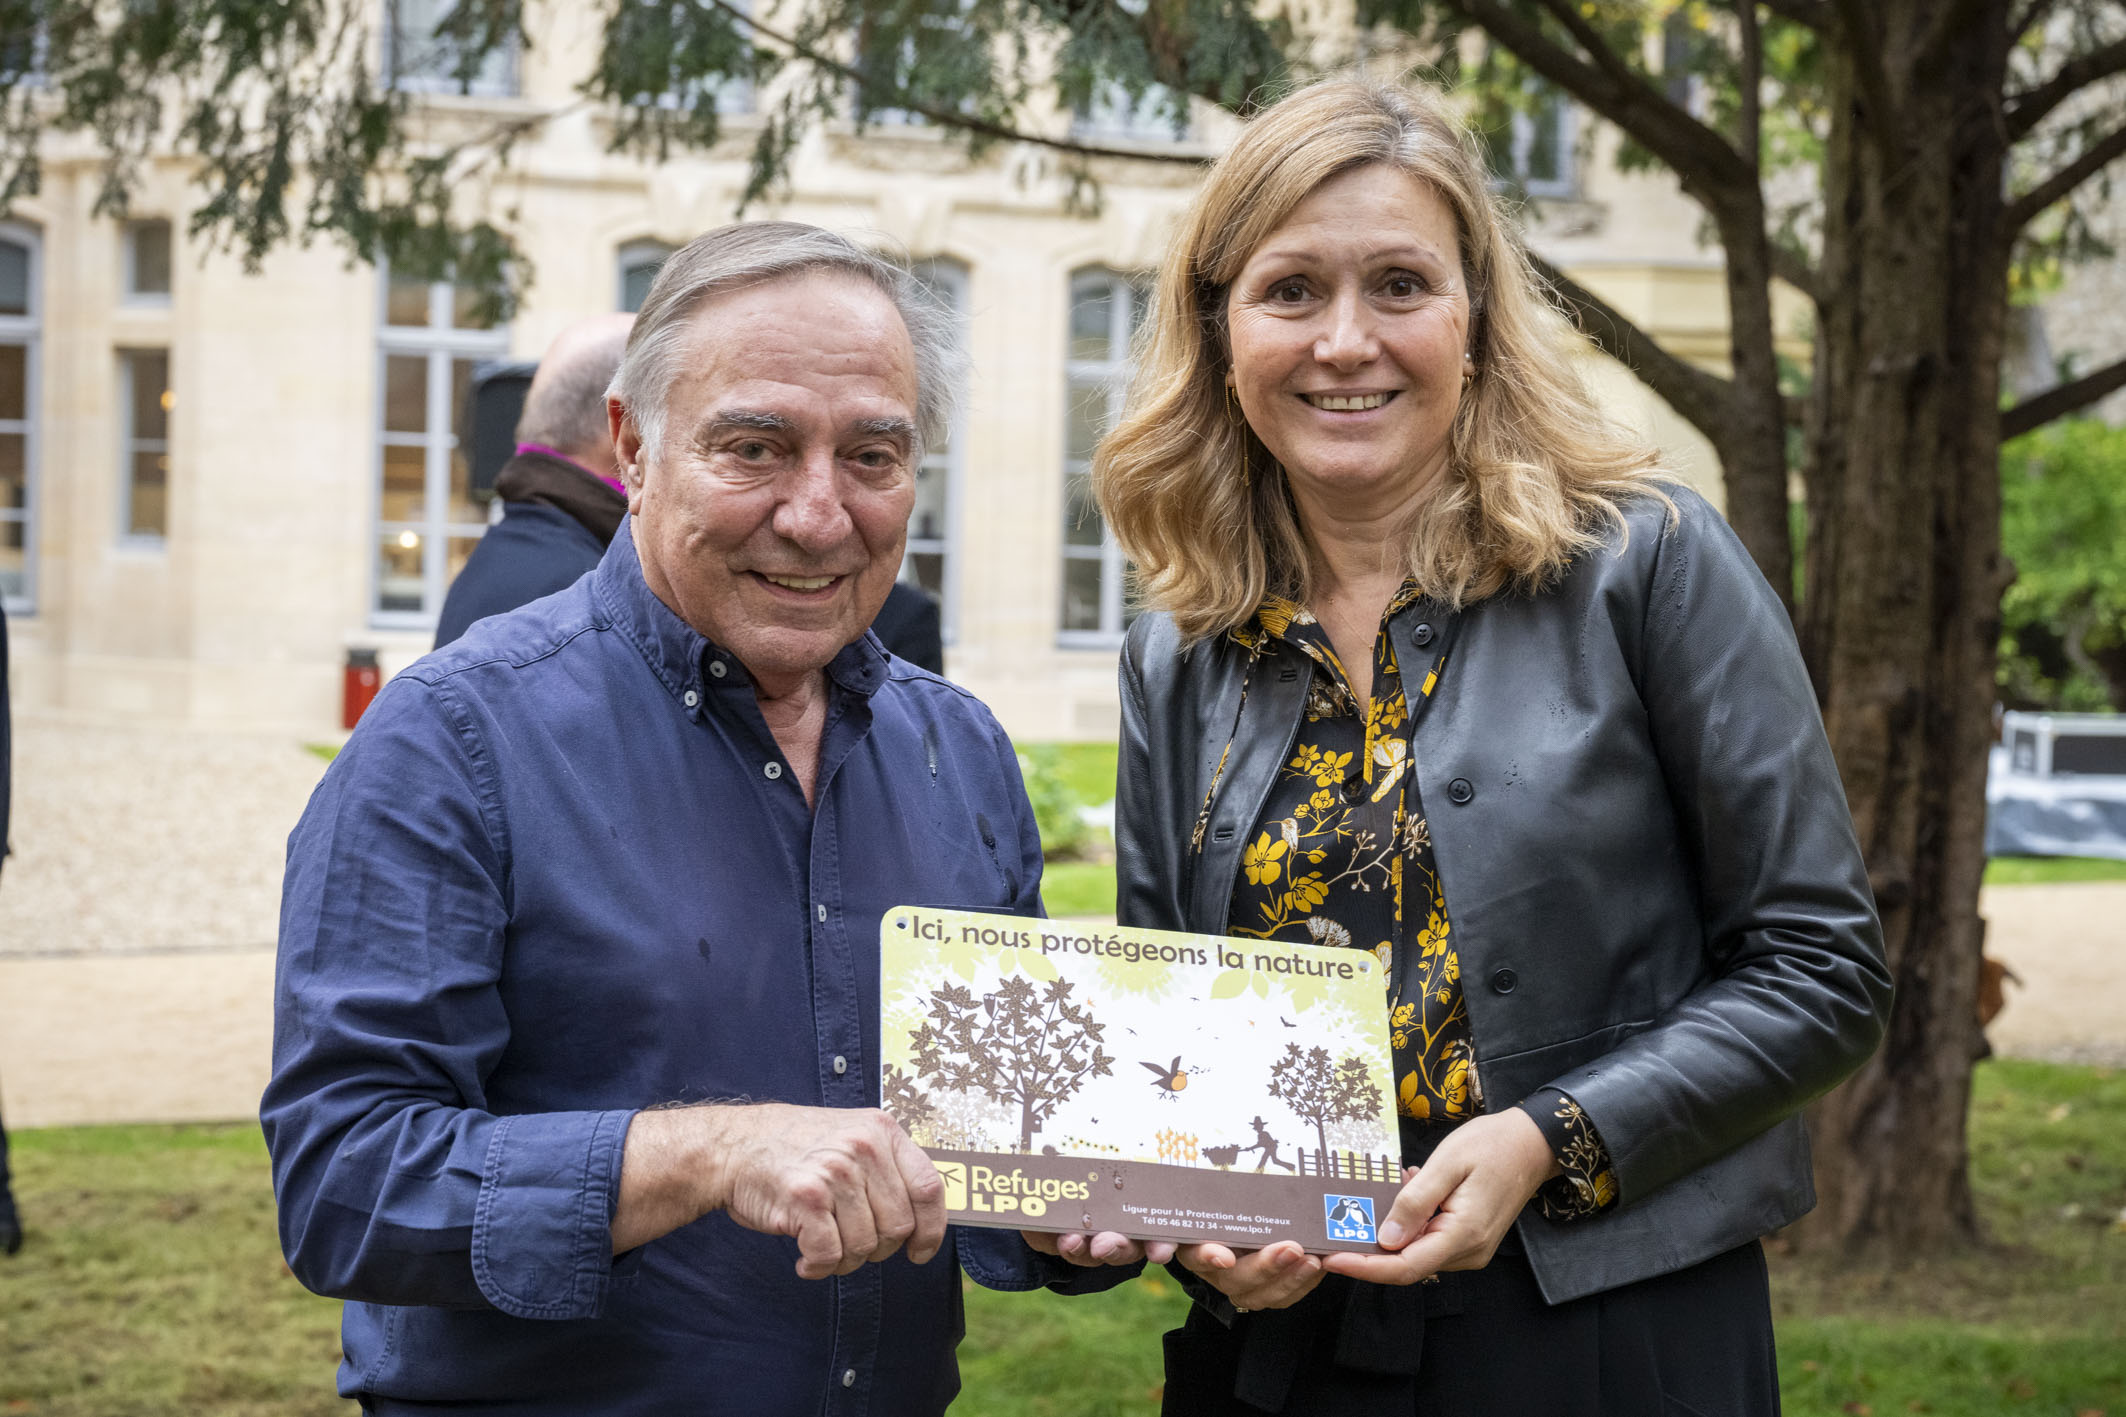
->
[609,396,646,511]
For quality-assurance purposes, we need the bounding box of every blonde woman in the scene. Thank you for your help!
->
[1097,75,1890,1414]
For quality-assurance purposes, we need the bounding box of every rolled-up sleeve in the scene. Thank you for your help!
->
[262,674,636,1319]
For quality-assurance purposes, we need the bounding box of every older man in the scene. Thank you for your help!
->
[264,224,1149,1414]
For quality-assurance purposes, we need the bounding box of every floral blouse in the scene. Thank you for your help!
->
[1213,585,1617,1222]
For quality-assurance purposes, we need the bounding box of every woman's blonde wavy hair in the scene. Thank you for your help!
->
[1094,73,1671,642]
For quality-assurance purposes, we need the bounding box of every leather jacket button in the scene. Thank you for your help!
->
[1491,968,1518,995]
[1412,622,1435,647]
[1448,777,1474,804]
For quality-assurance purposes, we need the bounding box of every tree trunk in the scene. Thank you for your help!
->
[1792,0,2013,1255]
[1019,1097,1037,1154]
[1711,201,1797,611]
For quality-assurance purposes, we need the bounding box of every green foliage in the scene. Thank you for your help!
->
[1043,860,1119,918]
[1019,744,1092,861]
[1998,419,2126,712]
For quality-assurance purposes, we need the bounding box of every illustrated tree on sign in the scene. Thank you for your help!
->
[881,1064,939,1142]
[1266,1044,1380,1158]
[908,976,1114,1155]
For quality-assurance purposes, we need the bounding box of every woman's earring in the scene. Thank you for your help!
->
[1461,351,1476,386]
[1224,380,1251,492]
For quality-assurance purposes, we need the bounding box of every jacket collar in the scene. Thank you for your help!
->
[591,517,891,710]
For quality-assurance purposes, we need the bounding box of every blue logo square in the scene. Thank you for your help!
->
[1323,1194,1376,1243]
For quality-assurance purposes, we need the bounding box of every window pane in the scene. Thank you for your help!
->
[905,552,944,598]
[1070,284,1112,361]
[0,431,23,510]
[128,350,170,442]
[384,354,427,433]
[0,517,21,601]
[451,282,499,331]
[128,220,172,296]
[1067,381,1109,463]
[387,272,431,327]
[1064,471,1104,547]
[377,531,425,613]
[448,358,481,522]
[1061,555,1105,632]
[0,240,27,317]
[0,343,24,422]
[911,458,948,545]
[381,445,426,521]
[127,451,167,538]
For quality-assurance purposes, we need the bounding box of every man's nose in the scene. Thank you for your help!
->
[1314,288,1379,370]
[772,448,856,551]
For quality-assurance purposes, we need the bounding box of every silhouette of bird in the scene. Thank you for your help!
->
[1141,1056,1190,1095]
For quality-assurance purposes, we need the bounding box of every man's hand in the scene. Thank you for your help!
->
[1172,1239,1326,1311]
[1320,1109,1557,1287]
[613,1104,946,1279]
[1021,1229,1176,1268]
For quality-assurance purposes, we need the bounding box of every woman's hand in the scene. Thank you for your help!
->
[1321,1109,1558,1286]
[1173,1240,1326,1311]
[1021,1230,1176,1267]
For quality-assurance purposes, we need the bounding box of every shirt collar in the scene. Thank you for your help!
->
[592,520,891,707]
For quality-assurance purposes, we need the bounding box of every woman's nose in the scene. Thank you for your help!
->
[1313,289,1379,370]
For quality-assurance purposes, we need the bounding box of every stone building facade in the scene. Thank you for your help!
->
[2,4,1758,743]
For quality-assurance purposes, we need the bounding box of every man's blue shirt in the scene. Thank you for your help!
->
[264,524,1094,1414]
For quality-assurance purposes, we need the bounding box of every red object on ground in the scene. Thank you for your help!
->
[343,648,382,729]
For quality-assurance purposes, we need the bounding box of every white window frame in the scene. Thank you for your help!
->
[122,218,173,306]
[1057,267,1142,648]
[901,258,966,644]
[1509,89,1577,199]
[116,347,170,549]
[1069,80,1189,145]
[384,0,519,97]
[0,221,40,616]
[616,239,676,313]
[371,270,510,628]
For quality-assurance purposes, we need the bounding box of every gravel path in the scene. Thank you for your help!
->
[0,718,2117,1127]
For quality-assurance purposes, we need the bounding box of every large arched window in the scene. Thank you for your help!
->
[1058,267,1145,644]
[0,223,39,612]
[901,258,966,642]
[372,266,510,624]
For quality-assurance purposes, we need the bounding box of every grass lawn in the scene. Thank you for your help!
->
[1042,861,1118,918]
[2,1060,2118,1415]
[1028,742,1120,809]
[1984,854,2126,884]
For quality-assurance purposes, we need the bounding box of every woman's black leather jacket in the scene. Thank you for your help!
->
[1115,486,1891,1304]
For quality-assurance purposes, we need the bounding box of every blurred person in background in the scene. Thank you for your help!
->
[1097,75,1889,1415]
[433,314,635,650]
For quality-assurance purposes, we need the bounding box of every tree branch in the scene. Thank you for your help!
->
[1769,240,1824,304]
[2004,120,2126,233]
[2001,354,2126,438]
[1441,0,1756,207]
[1829,0,1906,145]
[699,0,1203,167]
[1529,252,1739,436]
[1738,0,1764,174]
[2004,36,2126,142]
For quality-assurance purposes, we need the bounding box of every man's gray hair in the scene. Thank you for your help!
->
[608,221,963,463]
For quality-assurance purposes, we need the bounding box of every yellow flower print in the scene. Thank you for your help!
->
[1370,737,1410,803]
[1310,750,1353,787]
[1256,595,1309,640]
[1309,787,1337,815]
[1399,1073,1429,1119]
[1284,872,1330,913]
[1368,693,1408,735]
[1442,952,1459,985]
[1243,832,1288,886]
[1417,909,1451,957]
[1440,1055,1470,1116]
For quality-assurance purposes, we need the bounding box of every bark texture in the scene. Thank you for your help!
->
[1793,0,2015,1254]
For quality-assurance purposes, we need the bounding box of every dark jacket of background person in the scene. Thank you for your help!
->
[432,449,625,650]
[873,580,944,674]
[1117,488,1891,1310]
[266,529,1107,1413]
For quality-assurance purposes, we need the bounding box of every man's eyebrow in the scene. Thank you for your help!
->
[851,415,917,444]
[696,409,796,438]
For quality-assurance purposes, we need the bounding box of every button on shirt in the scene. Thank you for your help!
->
[264,524,1089,1415]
